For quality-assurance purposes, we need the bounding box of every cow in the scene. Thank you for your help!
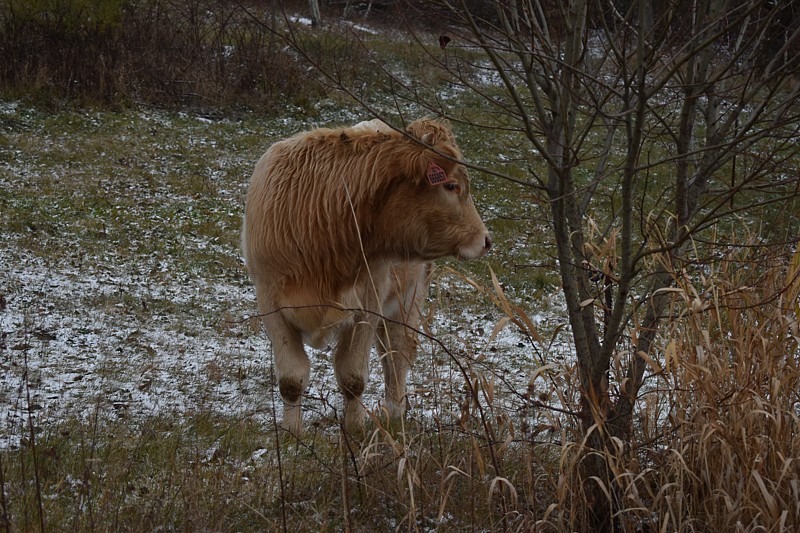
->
[242,117,491,435]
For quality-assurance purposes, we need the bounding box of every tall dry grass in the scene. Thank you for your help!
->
[535,243,800,532]
[261,243,800,531]
[644,245,800,531]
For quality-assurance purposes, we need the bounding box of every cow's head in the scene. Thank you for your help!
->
[377,118,491,261]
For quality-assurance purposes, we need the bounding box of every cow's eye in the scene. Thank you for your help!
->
[444,183,460,193]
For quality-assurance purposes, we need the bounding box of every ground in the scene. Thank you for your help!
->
[0,100,566,450]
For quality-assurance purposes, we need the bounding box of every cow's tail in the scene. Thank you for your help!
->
[240,218,249,267]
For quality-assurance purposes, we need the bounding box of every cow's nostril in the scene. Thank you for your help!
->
[485,235,492,250]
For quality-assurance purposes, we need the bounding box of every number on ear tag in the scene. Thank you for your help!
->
[427,162,449,185]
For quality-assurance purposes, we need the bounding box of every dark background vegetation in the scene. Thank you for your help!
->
[2,0,798,111]
[0,0,542,111]
[0,0,327,111]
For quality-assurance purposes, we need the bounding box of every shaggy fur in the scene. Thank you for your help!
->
[242,118,490,434]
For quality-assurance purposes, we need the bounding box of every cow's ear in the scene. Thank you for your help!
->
[406,118,455,146]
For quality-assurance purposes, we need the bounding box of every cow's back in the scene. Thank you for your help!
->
[243,125,414,312]
[244,129,368,286]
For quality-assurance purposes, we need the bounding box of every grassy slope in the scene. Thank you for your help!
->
[0,95,569,530]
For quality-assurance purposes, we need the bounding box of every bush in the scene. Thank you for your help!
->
[0,0,325,111]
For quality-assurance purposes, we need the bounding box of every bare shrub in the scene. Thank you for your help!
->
[0,0,326,110]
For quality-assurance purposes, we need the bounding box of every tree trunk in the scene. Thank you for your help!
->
[308,0,321,27]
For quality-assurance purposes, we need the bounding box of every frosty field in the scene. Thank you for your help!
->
[1,101,566,451]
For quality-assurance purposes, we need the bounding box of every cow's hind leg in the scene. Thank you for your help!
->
[333,313,375,434]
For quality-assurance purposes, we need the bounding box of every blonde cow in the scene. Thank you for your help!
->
[242,118,491,434]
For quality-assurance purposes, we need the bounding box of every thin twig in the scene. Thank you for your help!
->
[268,364,288,533]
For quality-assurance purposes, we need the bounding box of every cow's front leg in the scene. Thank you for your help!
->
[258,291,310,436]
[333,312,376,434]
[378,261,429,419]
[377,320,418,418]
